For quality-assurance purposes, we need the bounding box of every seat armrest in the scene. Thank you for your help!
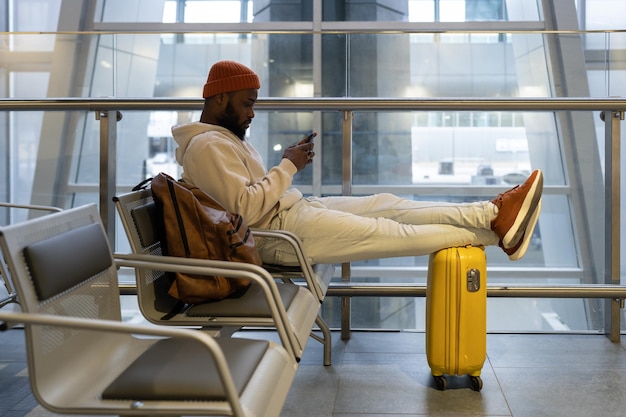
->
[114,252,297,360]
[250,228,324,300]
[0,202,62,212]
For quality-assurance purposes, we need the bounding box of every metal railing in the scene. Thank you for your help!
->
[2,97,626,340]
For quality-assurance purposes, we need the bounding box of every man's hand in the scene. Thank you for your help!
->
[283,133,316,171]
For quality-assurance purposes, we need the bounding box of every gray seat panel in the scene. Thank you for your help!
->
[22,223,111,301]
[187,281,299,317]
[103,337,268,401]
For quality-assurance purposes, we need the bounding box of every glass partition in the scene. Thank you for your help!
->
[1,0,626,334]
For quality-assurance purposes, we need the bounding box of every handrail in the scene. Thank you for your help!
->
[325,283,626,300]
[11,22,626,35]
[0,96,625,112]
[117,281,626,300]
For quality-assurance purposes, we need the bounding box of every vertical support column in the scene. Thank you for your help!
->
[311,0,323,198]
[96,110,120,246]
[341,110,353,341]
[604,109,624,342]
[0,1,7,213]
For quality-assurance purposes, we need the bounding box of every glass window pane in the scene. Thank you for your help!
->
[99,0,166,22]
[153,34,311,97]
[8,73,48,216]
[465,0,506,21]
[409,0,435,22]
[440,0,465,22]
[337,33,519,98]
[328,0,542,23]
[324,0,408,22]
[585,0,626,31]
[163,0,177,22]
[185,0,246,23]
[11,0,61,51]
[257,112,316,186]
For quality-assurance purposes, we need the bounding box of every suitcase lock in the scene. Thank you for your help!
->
[466,268,481,292]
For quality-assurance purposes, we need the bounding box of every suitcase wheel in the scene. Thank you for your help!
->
[433,375,447,391]
[470,375,483,391]
[432,374,483,391]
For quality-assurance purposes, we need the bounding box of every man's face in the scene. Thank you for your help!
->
[216,89,258,140]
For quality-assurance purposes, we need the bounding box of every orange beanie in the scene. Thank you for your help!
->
[202,60,260,98]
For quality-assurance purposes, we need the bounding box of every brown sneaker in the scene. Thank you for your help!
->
[491,169,543,248]
[500,198,541,261]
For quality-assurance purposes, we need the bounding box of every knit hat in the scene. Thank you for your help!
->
[202,60,260,98]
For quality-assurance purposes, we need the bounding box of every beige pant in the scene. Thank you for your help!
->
[256,193,499,265]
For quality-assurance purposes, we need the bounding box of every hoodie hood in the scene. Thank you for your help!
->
[172,122,237,165]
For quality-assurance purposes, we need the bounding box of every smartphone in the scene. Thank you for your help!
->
[302,131,316,143]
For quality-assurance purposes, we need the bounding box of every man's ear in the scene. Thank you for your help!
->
[215,93,228,105]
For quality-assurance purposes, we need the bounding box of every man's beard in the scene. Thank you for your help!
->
[217,102,247,140]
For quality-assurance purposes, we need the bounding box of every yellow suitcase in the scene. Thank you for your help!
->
[425,245,487,391]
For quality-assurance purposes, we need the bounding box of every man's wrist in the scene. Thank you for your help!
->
[280,158,299,175]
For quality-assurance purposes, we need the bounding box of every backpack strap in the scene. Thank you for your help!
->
[132,177,153,191]
[166,179,191,257]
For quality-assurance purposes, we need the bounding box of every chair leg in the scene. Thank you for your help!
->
[312,314,332,366]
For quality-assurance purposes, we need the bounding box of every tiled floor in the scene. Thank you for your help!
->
[2,324,626,417]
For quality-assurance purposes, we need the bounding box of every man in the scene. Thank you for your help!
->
[172,60,543,265]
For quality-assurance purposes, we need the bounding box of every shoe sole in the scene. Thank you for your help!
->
[502,170,543,248]
[507,198,542,261]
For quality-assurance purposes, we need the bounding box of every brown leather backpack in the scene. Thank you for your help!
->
[150,172,260,304]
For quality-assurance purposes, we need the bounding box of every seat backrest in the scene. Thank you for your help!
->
[114,189,333,364]
[0,202,63,310]
[113,188,160,255]
[113,189,183,320]
[0,204,124,383]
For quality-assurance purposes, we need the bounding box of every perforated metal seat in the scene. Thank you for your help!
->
[114,187,334,364]
[0,204,297,417]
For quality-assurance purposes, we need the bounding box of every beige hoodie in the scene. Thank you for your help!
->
[172,122,303,228]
